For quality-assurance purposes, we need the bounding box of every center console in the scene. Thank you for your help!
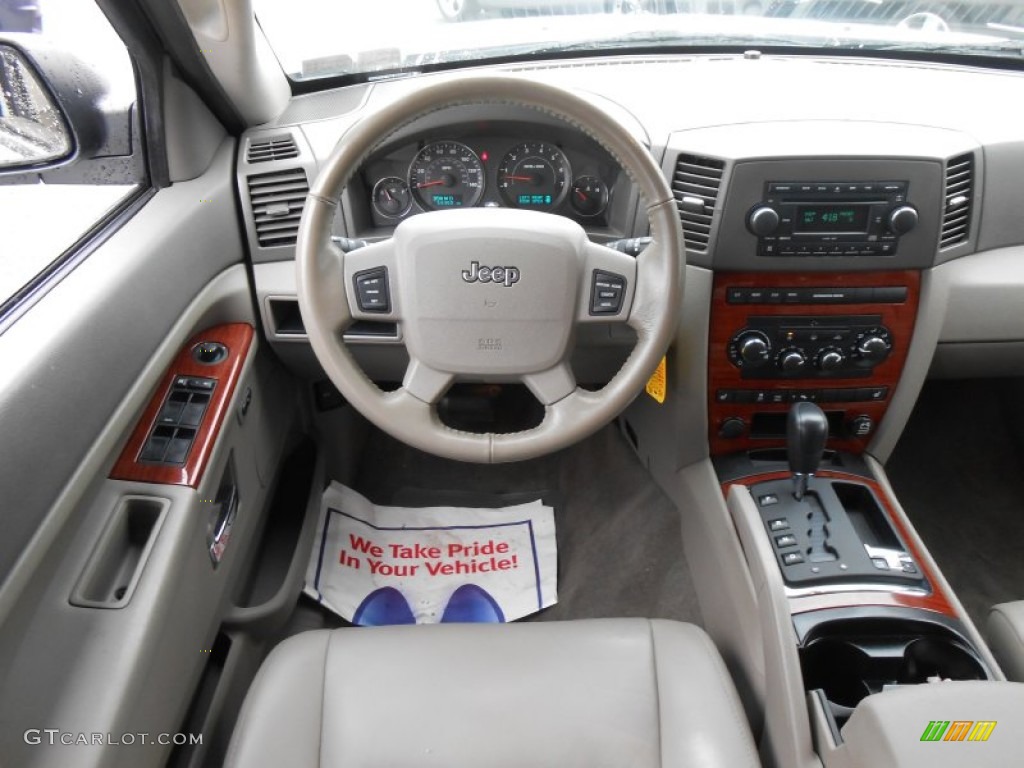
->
[719,402,994,742]
[662,137,1024,763]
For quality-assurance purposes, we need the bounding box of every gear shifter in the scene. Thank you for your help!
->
[787,401,829,501]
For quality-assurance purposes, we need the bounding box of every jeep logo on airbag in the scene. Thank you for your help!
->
[461,261,520,287]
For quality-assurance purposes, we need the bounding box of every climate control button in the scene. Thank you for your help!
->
[731,331,772,368]
[854,328,892,364]
[816,347,845,372]
[778,348,807,373]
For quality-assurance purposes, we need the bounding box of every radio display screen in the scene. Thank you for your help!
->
[795,205,870,233]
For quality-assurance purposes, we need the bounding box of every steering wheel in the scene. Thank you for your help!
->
[295,75,683,463]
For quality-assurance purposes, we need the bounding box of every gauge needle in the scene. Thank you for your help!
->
[382,189,394,202]
[503,175,534,182]
[575,189,588,200]
[416,180,445,189]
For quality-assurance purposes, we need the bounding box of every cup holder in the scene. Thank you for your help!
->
[902,636,986,684]
[799,618,988,714]
[802,639,877,708]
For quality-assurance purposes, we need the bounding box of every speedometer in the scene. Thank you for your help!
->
[409,141,485,211]
[497,142,571,210]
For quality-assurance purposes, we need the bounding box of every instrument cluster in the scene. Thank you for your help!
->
[356,124,624,232]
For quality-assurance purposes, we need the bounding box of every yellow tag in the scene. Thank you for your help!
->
[645,356,667,404]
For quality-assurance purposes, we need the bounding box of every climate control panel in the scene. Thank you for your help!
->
[729,316,892,379]
[708,270,920,456]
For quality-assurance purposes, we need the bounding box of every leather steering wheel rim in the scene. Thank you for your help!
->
[296,74,683,463]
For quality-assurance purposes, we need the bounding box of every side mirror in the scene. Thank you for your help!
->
[0,43,72,169]
[0,34,141,184]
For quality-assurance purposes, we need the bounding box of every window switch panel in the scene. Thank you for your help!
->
[138,380,213,465]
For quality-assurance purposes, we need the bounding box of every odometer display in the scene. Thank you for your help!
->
[498,142,571,210]
[409,141,485,211]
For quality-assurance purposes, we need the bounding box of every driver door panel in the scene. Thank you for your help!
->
[0,140,301,767]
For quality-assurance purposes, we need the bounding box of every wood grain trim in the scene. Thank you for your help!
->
[723,469,956,618]
[110,324,254,488]
[708,271,921,456]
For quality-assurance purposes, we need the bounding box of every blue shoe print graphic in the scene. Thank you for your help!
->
[440,584,505,624]
[352,587,416,626]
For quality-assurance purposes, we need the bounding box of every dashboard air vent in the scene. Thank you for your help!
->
[247,135,299,163]
[247,169,309,248]
[672,154,725,252]
[940,153,973,249]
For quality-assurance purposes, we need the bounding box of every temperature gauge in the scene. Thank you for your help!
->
[371,177,412,218]
[570,175,608,218]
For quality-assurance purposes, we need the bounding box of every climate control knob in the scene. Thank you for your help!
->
[733,331,772,367]
[887,205,919,235]
[747,206,781,237]
[816,348,845,372]
[856,332,892,363]
[778,348,807,373]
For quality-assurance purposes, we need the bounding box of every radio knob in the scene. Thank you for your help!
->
[857,334,891,363]
[778,348,807,373]
[816,348,845,372]
[734,331,771,367]
[747,206,781,237]
[887,205,919,235]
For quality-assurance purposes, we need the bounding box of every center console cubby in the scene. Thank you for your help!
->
[795,608,991,730]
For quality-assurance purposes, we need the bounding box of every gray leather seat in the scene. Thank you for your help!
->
[226,618,760,767]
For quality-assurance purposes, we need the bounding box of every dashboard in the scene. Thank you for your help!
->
[238,53,1024,462]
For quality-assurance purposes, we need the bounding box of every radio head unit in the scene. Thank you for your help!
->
[747,181,918,257]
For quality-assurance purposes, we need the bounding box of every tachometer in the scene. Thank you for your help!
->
[497,142,571,210]
[409,141,485,211]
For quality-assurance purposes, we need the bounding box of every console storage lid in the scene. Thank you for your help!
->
[832,681,1024,767]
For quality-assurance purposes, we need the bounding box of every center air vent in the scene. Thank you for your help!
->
[672,154,725,252]
[247,135,299,163]
[940,153,973,249]
[247,169,309,248]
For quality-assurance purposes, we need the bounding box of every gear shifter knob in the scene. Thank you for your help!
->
[787,401,829,500]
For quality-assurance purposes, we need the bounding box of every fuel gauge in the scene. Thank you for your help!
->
[371,176,412,218]
[570,176,608,218]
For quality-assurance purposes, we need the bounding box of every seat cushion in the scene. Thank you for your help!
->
[988,601,1024,681]
[225,618,759,768]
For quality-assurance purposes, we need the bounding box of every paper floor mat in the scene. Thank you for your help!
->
[304,482,557,625]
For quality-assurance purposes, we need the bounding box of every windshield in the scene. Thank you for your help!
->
[254,0,1024,82]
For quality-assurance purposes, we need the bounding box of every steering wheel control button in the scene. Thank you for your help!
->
[590,270,626,315]
[782,551,805,566]
[354,267,391,313]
